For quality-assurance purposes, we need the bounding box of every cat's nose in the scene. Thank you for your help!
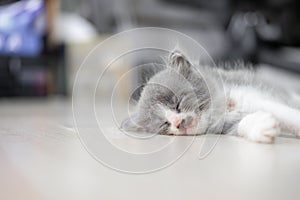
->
[174,116,193,129]
[174,118,183,129]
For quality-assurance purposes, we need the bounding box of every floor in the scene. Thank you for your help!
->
[0,96,300,200]
[1,61,300,200]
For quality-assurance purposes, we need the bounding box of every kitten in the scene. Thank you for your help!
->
[121,50,300,143]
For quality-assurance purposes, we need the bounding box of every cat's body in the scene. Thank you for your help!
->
[121,50,300,143]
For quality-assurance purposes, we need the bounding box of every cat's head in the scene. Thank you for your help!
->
[121,50,211,135]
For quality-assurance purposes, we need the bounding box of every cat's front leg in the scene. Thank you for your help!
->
[237,111,281,143]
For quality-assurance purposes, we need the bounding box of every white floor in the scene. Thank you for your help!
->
[1,97,300,200]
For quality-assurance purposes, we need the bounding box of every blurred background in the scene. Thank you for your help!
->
[0,0,300,98]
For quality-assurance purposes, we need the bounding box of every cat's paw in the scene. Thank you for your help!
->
[238,111,280,143]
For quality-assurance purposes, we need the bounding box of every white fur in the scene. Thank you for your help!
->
[238,111,280,143]
[164,108,182,134]
[230,86,300,142]
[162,107,197,135]
[229,86,274,113]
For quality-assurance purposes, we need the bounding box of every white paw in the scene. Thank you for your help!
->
[238,111,280,143]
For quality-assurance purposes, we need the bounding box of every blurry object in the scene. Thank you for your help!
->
[0,0,67,97]
[231,0,300,46]
[45,0,59,49]
[113,0,136,31]
[74,0,300,64]
[79,0,116,33]
[55,12,97,44]
[0,0,46,56]
[75,0,230,59]
[77,0,229,33]
[227,12,258,60]
[78,0,136,32]
[227,0,300,72]
[227,0,300,51]
[0,44,66,97]
[66,35,109,96]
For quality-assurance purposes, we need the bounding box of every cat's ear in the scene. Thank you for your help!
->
[120,114,146,132]
[168,50,191,77]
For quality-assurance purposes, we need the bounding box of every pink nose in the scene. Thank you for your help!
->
[174,118,182,129]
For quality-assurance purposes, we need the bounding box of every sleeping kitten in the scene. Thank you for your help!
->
[121,50,300,143]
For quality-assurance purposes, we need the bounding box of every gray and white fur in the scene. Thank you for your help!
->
[121,50,300,143]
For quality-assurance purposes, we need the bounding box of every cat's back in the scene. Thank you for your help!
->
[215,64,297,110]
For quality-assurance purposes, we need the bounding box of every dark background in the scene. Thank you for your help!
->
[1,0,300,97]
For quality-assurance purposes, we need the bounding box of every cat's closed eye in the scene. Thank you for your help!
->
[165,95,181,113]
[175,101,181,113]
[173,97,183,113]
[158,121,170,134]
[160,121,170,128]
